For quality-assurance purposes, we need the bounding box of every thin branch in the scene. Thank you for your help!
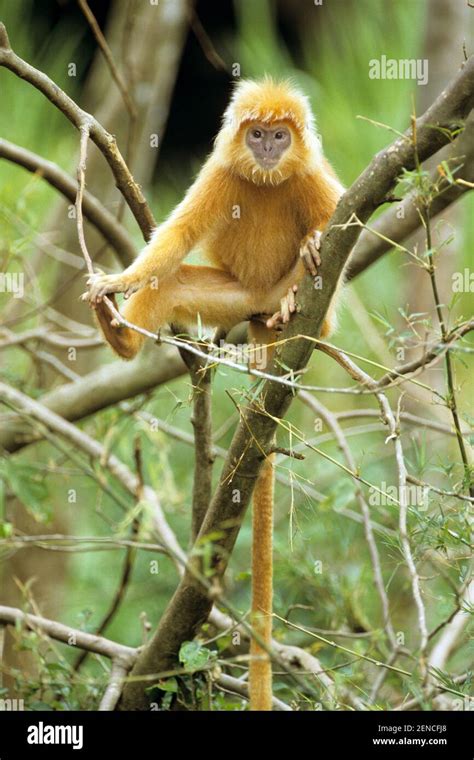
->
[428,579,473,672]
[348,112,474,279]
[299,392,397,650]
[0,605,136,665]
[0,138,135,265]
[98,292,474,397]
[99,660,130,711]
[78,0,139,218]
[0,534,165,554]
[78,0,137,121]
[0,381,185,574]
[173,331,215,541]
[0,23,155,239]
[189,8,231,74]
[364,318,474,392]
[75,125,94,274]
[335,408,470,439]
[319,344,430,670]
[0,325,103,349]
[422,203,472,496]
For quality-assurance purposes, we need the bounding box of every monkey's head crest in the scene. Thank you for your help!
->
[216,77,322,185]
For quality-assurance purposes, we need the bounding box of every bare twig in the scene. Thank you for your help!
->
[421,204,472,496]
[78,0,137,121]
[428,578,473,673]
[75,124,94,274]
[78,0,139,219]
[0,23,155,239]
[0,381,185,573]
[99,660,130,711]
[173,331,216,541]
[189,9,231,74]
[0,138,135,265]
[318,344,430,671]
[0,605,136,665]
[299,392,397,650]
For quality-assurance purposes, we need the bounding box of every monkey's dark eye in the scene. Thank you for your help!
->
[275,131,284,140]
[252,129,262,138]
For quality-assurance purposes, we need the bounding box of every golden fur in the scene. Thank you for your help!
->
[86,77,343,360]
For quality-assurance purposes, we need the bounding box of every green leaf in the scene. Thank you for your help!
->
[179,641,213,673]
[147,677,178,694]
[45,662,70,675]
[0,521,13,538]
[2,461,50,521]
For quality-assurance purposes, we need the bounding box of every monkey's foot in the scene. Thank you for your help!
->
[81,271,141,305]
[300,229,322,277]
[266,284,298,329]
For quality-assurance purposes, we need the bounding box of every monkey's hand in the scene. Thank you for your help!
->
[266,285,298,330]
[299,229,322,277]
[81,271,142,305]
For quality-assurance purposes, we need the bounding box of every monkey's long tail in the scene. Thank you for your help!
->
[249,451,274,711]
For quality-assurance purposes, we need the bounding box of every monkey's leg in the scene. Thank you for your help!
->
[94,265,262,360]
[169,265,261,330]
[93,287,162,360]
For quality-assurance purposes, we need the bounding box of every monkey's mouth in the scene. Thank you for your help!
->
[257,156,279,169]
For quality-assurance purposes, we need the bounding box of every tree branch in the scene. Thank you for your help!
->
[0,138,136,266]
[0,605,136,665]
[0,346,186,452]
[175,334,216,542]
[348,112,474,280]
[0,23,155,240]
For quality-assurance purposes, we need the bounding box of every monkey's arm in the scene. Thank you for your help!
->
[84,163,225,304]
[267,164,345,332]
[298,161,344,274]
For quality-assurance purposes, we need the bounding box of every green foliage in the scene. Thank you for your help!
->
[0,459,50,522]
[9,628,101,710]
[179,640,216,673]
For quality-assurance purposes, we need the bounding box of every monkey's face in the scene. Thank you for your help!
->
[245,122,292,170]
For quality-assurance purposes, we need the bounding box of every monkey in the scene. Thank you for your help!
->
[83,78,344,710]
[83,78,343,357]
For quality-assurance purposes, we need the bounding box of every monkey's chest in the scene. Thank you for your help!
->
[206,194,304,291]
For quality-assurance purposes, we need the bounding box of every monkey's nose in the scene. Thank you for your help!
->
[263,142,273,153]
